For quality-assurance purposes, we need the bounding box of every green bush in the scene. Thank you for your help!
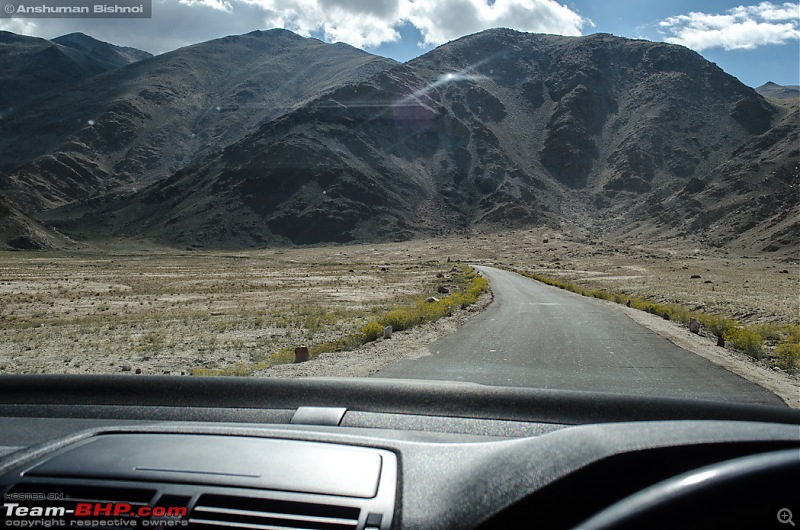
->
[466,277,489,301]
[668,305,694,325]
[589,289,613,301]
[775,341,800,370]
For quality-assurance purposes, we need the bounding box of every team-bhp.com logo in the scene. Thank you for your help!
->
[3,502,188,526]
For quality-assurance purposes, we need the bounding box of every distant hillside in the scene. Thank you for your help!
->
[58,30,796,255]
[0,31,149,110]
[0,29,396,213]
[756,82,800,101]
[0,193,77,250]
[52,32,153,68]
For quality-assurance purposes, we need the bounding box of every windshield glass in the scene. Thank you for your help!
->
[0,0,797,408]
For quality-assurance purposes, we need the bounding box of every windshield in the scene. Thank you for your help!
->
[0,0,797,408]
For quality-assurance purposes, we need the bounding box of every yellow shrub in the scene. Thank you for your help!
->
[380,308,418,331]
[774,325,800,370]
[724,327,764,358]
[751,323,784,341]
[775,342,800,370]
[699,314,737,338]
[362,321,386,342]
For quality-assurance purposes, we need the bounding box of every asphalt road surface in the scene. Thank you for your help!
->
[373,266,785,406]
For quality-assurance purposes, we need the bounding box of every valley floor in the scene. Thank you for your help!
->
[0,230,796,404]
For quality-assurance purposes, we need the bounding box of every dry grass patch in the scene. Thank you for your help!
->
[508,267,799,372]
[0,245,476,376]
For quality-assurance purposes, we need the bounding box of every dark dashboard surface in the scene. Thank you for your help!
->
[1,375,798,530]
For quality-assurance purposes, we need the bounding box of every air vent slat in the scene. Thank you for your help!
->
[188,518,351,530]
[194,506,358,525]
[191,494,359,530]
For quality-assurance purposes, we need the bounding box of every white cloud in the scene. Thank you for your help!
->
[179,0,234,12]
[0,0,587,56]
[0,18,40,37]
[403,0,586,47]
[318,0,400,19]
[1,0,267,54]
[734,2,799,21]
[245,0,402,48]
[237,0,586,48]
[660,2,800,51]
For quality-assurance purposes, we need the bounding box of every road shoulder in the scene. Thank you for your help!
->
[254,290,493,379]
[609,301,799,408]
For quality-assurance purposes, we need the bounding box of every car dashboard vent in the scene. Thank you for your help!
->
[0,434,397,530]
[190,493,361,530]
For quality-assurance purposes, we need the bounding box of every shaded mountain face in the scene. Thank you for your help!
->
[67,30,796,253]
[52,32,153,69]
[0,193,77,251]
[0,29,396,212]
[0,31,150,111]
[662,107,798,253]
[603,106,798,251]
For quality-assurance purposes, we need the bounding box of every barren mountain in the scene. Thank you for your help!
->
[58,30,796,253]
[0,29,396,214]
[0,31,150,112]
[0,193,77,250]
[756,82,800,101]
[52,32,153,69]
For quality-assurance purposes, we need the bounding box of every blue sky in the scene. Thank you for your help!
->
[1,0,798,87]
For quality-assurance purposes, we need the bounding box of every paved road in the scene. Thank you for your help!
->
[373,266,785,406]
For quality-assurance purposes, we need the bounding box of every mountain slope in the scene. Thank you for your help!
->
[62,30,795,253]
[0,31,150,111]
[0,193,77,250]
[756,82,800,101]
[658,107,798,253]
[0,29,396,213]
[52,32,153,69]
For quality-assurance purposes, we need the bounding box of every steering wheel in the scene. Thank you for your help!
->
[575,448,800,530]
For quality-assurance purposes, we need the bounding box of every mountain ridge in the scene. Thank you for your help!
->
[0,30,150,111]
[0,29,397,213]
[2,28,796,254]
[49,29,797,254]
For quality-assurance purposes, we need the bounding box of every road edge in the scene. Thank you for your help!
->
[609,301,799,408]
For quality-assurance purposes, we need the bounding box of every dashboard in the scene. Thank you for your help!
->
[0,375,798,530]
